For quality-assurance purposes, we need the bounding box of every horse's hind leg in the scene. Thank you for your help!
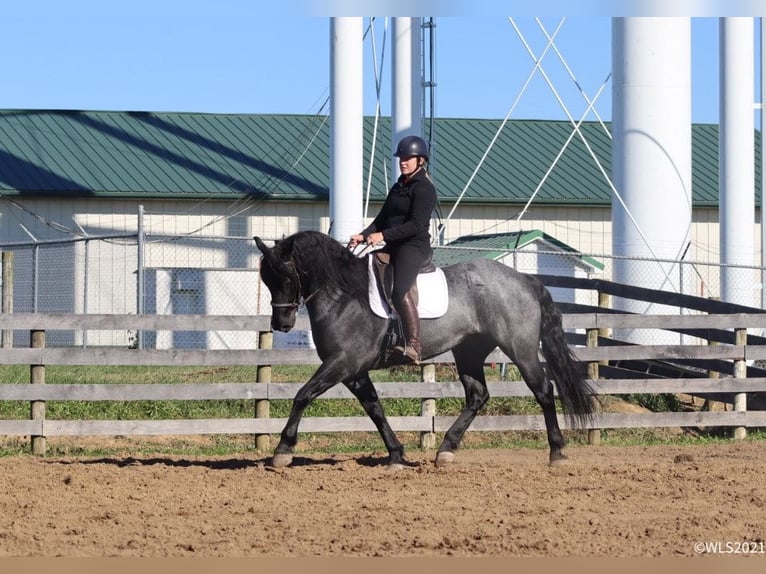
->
[344,375,407,469]
[435,344,491,467]
[513,348,568,465]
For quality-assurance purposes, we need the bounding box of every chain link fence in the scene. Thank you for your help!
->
[2,230,764,349]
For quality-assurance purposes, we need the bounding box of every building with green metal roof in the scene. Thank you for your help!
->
[0,110,758,206]
[0,109,762,334]
[1,109,759,256]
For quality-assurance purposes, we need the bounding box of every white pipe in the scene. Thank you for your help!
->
[612,18,692,296]
[391,17,422,181]
[612,18,692,346]
[329,17,364,242]
[720,17,755,307]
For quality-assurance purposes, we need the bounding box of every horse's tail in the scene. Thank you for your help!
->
[537,283,596,428]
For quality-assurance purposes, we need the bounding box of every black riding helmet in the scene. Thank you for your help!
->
[394,135,429,161]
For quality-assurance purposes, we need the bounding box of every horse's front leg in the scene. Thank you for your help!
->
[344,374,407,469]
[271,358,345,468]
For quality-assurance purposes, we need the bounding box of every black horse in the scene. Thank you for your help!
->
[254,231,594,468]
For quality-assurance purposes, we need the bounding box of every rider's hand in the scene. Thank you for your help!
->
[348,233,364,248]
[365,232,384,245]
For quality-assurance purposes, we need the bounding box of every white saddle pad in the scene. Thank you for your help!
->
[367,255,449,319]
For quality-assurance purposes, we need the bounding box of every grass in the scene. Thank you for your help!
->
[0,363,531,421]
[1,363,763,458]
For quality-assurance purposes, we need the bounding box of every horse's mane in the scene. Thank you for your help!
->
[274,231,368,302]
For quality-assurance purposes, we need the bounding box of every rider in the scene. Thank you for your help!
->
[348,135,436,365]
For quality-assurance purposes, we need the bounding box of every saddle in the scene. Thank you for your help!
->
[365,251,448,320]
[371,251,436,311]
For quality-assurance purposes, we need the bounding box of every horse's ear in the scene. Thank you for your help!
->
[253,236,270,255]
[254,236,292,275]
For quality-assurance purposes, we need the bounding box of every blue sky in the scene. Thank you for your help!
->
[1,2,763,124]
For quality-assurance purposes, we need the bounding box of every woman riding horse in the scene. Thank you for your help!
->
[348,135,436,365]
[254,230,595,468]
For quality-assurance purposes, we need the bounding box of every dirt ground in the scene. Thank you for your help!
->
[1,441,765,558]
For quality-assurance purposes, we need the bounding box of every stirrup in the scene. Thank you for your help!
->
[394,344,421,365]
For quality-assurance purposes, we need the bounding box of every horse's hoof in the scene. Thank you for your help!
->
[434,451,455,467]
[271,453,294,468]
[387,462,407,471]
[549,454,570,467]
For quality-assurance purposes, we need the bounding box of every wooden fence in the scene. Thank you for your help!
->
[1,305,766,455]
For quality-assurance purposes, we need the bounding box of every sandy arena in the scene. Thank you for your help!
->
[0,441,764,558]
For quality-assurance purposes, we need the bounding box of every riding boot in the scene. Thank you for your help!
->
[393,292,421,365]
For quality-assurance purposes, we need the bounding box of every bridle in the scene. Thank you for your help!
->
[269,260,318,310]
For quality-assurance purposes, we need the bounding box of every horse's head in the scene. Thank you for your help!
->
[255,231,369,332]
[254,236,299,332]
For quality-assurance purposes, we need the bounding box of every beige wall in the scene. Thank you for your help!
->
[1,196,762,304]
[2,196,759,267]
[436,203,613,257]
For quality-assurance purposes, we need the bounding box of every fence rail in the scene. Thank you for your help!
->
[1,311,765,454]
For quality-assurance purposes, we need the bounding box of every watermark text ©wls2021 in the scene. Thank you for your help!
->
[693,541,765,555]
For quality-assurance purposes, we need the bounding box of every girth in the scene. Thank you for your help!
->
[372,251,436,310]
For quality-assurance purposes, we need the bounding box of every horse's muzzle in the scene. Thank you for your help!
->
[271,311,296,333]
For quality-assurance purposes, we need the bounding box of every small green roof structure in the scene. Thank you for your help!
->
[434,230,604,272]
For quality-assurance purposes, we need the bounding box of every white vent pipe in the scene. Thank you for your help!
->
[329,17,364,242]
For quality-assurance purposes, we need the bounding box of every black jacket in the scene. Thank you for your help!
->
[362,168,436,253]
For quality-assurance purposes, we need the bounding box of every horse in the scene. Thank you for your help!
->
[253,230,594,468]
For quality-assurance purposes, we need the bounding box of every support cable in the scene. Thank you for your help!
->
[510,17,687,293]
[364,17,388,219]
[440,18,566,232]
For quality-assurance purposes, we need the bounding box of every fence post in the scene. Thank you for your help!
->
[702,297,724,412]
[255,331,272,451]
[704,327,721,410]
[585,291,609,445]
[586,326,601,446]
[30,329,46,456]
[136,205,145,350]
[733,327,747,440]
[2,251,12,349]
[420,364,436,449]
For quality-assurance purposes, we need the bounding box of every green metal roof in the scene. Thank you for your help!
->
[433,229,605,271]
[0,109,760,206]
